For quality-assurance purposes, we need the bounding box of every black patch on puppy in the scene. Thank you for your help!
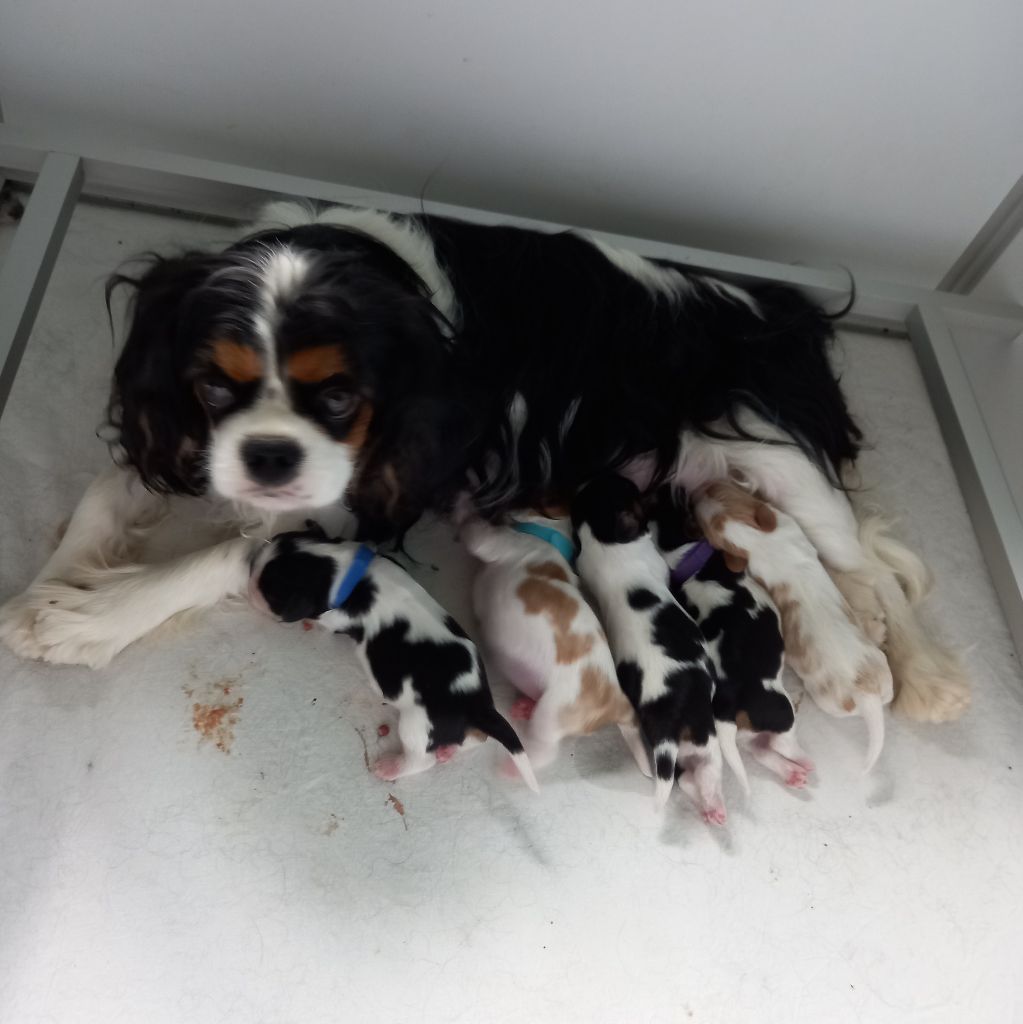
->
[741,686,795,735]
[336,624,366,644]
[365,620,474,702]
[651,602,706,663]
[342,577,378,616]
[627,587,659,611]
[615,659,644,707]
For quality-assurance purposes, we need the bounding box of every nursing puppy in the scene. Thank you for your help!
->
[691,480,889,772]
[651,488,813,790]
[573,476,726,824]
[461,509,650,779]
[250,525,537,790]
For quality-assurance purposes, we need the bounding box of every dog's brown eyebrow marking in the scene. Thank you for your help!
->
[287,345,348,383]
[210,338,263,383]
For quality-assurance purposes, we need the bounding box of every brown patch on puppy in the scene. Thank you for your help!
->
[287,344,348,383]
[528,561,570,584]
[842,697,856,712]
[345,402,373,450]
[723,552,748,573]
[210,338,263,383]
[735,710,754,732]
[559,665,633,734]
[696,481,778,562]
[516,578,594,664]
[770,582,822,679]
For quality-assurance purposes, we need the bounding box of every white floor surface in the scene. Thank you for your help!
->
[1,202,1022,1024]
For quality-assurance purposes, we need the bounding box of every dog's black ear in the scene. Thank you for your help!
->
[352,395,469,542]
[106,253,224,494]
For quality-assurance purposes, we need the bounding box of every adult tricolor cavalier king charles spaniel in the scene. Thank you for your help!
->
[0,202,969,725]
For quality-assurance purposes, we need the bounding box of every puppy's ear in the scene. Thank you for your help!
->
[106,253,221,494]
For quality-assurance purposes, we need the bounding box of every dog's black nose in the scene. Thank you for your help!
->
[241,437,303,486]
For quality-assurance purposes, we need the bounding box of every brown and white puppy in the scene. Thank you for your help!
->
[462,511,650,780]
[650,487,813,790]
[690,480,892,771]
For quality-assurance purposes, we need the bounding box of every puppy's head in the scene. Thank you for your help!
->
[107,224,451,519]
[647,485,699,557]
[571,475,646,545]
[249,526,342,622]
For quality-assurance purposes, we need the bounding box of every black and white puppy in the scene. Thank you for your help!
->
[573,476,726,824]
[651,489,814,790]
[250,526,538,790]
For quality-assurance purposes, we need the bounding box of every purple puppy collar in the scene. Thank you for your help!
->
[670,540,714,588]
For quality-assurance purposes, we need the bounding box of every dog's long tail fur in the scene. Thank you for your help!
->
[857,512,971,723]
[471,705,540,793]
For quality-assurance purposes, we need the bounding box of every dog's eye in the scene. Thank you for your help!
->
[199,381,235,410]
[319,388,359,420]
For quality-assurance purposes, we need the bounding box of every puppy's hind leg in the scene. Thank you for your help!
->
[677,736,727,825]
[372,700,437,781]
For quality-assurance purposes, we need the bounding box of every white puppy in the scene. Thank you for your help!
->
[461,510,650,780]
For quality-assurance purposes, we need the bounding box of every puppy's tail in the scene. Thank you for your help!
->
[472,705,540,793]
[716,719,750,796]
[652,739,679,810]
[860,692,886,774]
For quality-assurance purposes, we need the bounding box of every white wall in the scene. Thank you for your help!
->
[973,234,1023,304]
[2,0,1022,286]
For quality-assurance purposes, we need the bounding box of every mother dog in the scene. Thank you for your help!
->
[0,202,968,723]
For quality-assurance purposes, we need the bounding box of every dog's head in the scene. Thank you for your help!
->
[107,223,454,533]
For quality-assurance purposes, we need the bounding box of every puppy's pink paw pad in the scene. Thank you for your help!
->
[510,697,536,721]
[702,806,727,826]
[785,769,808,788]
[372,756,404,780]
[434,745,458,764]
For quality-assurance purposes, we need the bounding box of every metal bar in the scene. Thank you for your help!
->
[3,129,1023,335]
[0,152,83,419]
[906,303,1023,654]
[939,172,1023,295]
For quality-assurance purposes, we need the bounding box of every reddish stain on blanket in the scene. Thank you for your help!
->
[192,696,244,753]
[387,793,408,830]
[302,620,315,632]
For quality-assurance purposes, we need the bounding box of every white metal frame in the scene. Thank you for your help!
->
[2,138,1022,658]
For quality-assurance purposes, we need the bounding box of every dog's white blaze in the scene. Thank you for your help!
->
[253,245,310,394]
[256,200,458,327]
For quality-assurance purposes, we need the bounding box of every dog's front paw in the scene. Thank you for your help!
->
[21,576,141,669]
[0,592,46,660]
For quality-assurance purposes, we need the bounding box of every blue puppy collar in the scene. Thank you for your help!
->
[511,521,576,564]
[331,544,376,608]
